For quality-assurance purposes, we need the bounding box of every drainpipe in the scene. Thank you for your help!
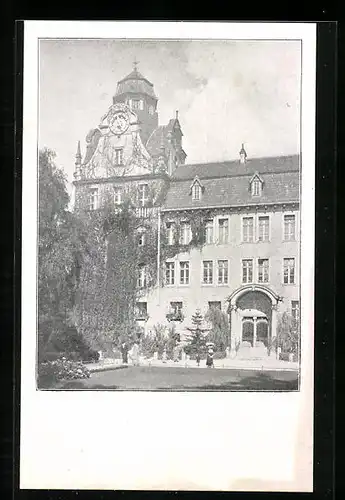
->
[157,208,161,306]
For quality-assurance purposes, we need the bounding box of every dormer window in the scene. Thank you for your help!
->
[190,176,203,201]
[192,183,201,200]
[250,173,263,197]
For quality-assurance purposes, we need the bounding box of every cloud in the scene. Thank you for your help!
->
[38,39,301,192]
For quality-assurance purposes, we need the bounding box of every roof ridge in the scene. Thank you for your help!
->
[171,169,300,182]
[181,153,300,169]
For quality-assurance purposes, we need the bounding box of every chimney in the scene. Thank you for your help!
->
[239,143,247,164]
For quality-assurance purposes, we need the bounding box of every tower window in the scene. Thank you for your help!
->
[131,99,143,110]
[148,105,154,115]
[138,184,149,207]
[114,148,123,165]
[113,186,122,205]
[87,188,98,211]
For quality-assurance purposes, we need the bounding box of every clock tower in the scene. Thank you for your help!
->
[113,61,159,146]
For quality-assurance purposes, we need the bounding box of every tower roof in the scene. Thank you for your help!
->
[115,64,157,100]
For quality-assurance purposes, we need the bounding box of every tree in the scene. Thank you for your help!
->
[185,309,208,357]
[204,307,229,351]
[276,311,300,355]
[38,148,82,357]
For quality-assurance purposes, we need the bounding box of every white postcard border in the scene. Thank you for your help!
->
[20,21,316,491]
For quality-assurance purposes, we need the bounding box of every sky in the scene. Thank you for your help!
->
[39,39,301,192]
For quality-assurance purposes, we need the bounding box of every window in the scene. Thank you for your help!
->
[284,215,296,241]
[209,301,221,310]
[251,179,262,196]
[148,105,154,115]
[218,218,229,244]
[205,219,214,244]
[283,258,295,284]
[179,261,190,285]
[136,302,147,320]
[114,148,123,165]
[87,188,98,211]
[165,262,175,285]
[179,222,191,245]
[217,260,229,284]
[258,258,269,283]
[202,261,213,284]
[242,259,253,283]
[242,217,254,242]
[166,222,174,245]
[291,300,300,323]
[170,301,183,315]
[138,231,146,247]
[138,184,149,207]
[131,99,143,110]
[258,216,269,242]
[113,186,122,205]
[192,183,201,201]
[137,265,148,288]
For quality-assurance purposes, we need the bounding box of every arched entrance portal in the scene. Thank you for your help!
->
[237,291,272,347]
[228,285,280,351]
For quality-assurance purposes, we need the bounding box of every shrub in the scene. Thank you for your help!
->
[80,348,100,363]
[38,358,91,387]
[213,351,227,360]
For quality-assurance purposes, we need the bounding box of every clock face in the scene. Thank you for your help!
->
[109,111,129,135]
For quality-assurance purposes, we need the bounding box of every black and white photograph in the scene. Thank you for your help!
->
[20,21,316,491]
[37,37,302,392]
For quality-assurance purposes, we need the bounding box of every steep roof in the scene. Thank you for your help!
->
[162,155,300,210]
[146,118,182,155]
[146,126,169,156]
[172,155,299,180]
[115,68,157,100]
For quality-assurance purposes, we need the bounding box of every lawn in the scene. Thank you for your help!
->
[52,366,299,391]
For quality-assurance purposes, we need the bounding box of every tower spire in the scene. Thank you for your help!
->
[75,140,82,164]
[133,57,139,71]
[239,143,247,164]
[74,141,82,180]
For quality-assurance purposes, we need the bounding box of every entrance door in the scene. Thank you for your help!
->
[242,319,254,346]
[256,319,269,346]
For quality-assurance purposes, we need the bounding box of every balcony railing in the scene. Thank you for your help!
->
[135,206,159,218]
